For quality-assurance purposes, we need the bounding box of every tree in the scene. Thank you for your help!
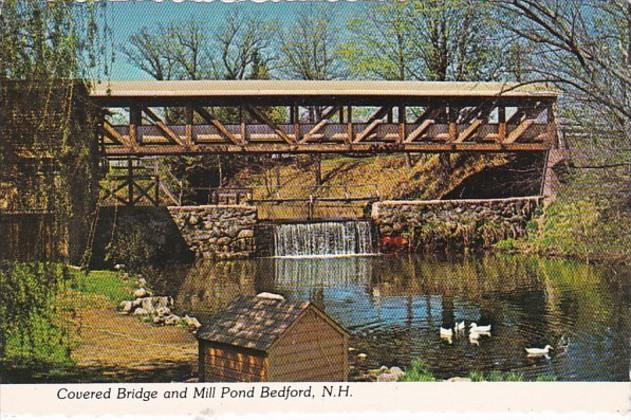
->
[493,0,631,203]
[278,6,345,80]
[342,0,509,81]
[276,6,347,185]
[122,12,274,81]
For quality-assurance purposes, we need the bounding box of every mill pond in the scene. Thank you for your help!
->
[148,241,631,382]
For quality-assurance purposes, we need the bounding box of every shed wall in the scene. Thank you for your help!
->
[268,309,347,382]
[199,341,268,382]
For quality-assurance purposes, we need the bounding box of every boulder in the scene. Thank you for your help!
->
[164,314,181,326]
[153,315,164,325]
[183,315,202,329]
[136,277,147,288]
[446,377,472,382]
[376,372,400,382]
[389,366,404,378]
[119,300,133,313]
[156,306,171,317]
[238,229,254,239]
[133,308,149,316]
[357,353,367,361]
[113,263,126,271]
[134,288,149,298]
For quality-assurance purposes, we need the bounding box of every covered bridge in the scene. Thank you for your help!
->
[91,80,559,156]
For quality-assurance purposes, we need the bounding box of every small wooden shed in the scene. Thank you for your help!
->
[196,293,349,382]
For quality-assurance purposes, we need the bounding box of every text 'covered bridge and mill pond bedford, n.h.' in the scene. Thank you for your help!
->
[88,80,563,260]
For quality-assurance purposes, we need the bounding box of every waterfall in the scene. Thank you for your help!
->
[273,221,375,257]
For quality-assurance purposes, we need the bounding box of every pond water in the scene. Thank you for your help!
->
[156,254,631,381]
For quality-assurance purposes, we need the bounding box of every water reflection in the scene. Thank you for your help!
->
[167,254,631,381]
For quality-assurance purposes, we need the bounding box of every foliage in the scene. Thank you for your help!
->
[278,5,346,80]
[0,262,72,364]
[496,187,631,264]
[399,359,437,382]
[71,270,135,305]
[0,0,111,263]
[468,371,557,382]
[342,0,512,81]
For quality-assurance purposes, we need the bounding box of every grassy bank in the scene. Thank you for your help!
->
[0,264,136,381]
[2,263,197,383]
[495,194,631,265]
[399,359,557,382]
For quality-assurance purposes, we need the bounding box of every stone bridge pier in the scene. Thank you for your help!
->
[168,205,257,259]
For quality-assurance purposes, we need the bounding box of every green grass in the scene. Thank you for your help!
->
[398,359,558,382]
[468,371,557,382]
[399,359,437,382]
[69,269,135,305]
[1,264,135,382]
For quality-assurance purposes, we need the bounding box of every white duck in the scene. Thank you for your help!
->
[469,322,492,334]
[525,345,554,357]
[455,321,466,332]
[440,327,454,344]
[469,331,480,346]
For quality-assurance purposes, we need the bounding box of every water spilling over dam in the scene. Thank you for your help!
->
[273,221,375,257]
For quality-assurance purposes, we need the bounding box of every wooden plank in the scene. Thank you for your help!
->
[185,105,193,145]
[404,119,435,143]
[271,341,344,360]
[142,107,185,146]
[301,118,331,143]
[129,107,141,148]
[102,142,552,156]
[455,119,483,143]
[398,106,406,144]
[353,119,382,143]
[102,121,130,147]
[195,106,241,145]
[271,357,344,380]
[246,106,294,144]
[498,106,506,142]
[504,119,535,144]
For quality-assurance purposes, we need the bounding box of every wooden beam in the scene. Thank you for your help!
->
[194,106,241,145]
[413,106,444,124]
[366,107,390,124]
[354,119,381,143]
[246,106,294,144]
[447,106,458,143]
[504,119,535,144]
[498,106,506,143]
[102,121,130,147]
[129,106,141,148]
[398,106,406,144]
[301,118,331,143]
[455,119,483,143]
[143,107,186,147]
[404,119,435,143]
[185,105,193,146]
[102,141,552,156]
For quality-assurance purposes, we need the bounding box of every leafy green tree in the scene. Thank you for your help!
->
[342,0,509,81]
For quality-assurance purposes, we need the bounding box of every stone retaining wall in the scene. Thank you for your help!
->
[371,196,542,252]
[168,205,257,259]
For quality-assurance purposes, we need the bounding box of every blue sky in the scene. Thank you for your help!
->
[103,0,369,79]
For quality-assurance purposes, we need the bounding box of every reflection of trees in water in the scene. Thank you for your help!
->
[166,254,630,379]
[174,260,256,320]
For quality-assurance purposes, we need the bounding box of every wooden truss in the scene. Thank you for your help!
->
[97,99,557,157]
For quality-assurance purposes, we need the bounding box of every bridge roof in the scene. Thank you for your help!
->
[90,80,558,100]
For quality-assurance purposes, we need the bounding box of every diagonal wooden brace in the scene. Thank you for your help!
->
[143,107,186,147]
[194,106,241,145]
[246,106,294,144]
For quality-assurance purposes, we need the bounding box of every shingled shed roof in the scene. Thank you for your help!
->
[196,294,348,352]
